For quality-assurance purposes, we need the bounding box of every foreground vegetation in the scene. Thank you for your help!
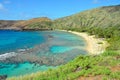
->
[7,51,120,80]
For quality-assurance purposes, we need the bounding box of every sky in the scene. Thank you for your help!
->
[0,0,120,20]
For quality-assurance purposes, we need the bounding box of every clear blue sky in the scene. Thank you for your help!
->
[0,0,120,20]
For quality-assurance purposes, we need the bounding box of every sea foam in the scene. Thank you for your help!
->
[0,52,17,61]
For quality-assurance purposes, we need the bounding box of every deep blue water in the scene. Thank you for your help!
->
[0,30,87,77]
[0,30,45,54]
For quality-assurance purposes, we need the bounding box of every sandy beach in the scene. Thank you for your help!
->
[61,30,107,55]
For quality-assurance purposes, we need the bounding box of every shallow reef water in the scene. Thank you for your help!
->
[0,30,87,77]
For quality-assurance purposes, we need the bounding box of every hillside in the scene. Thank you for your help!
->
[0,17,52,30]
[13,17,52,30]
[53,5,120,29]
[0,20,19,30]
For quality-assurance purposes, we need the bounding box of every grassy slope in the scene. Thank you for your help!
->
[53,5,120,29]
[7,5,120,80]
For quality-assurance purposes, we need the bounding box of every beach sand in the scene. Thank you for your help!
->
[61,30,107,55]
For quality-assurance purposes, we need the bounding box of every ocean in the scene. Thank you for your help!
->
[0,30,87,77]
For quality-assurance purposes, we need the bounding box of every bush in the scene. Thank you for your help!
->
[102,50,119,56]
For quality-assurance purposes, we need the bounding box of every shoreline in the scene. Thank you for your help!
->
[60,30,107,55]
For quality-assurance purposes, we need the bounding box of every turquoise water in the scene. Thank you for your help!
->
[50,46,74,53]
[0,62,54,77]
[0,30,45,54]
[0,30,87,77]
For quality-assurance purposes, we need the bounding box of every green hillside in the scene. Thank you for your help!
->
[53,5,120,29]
